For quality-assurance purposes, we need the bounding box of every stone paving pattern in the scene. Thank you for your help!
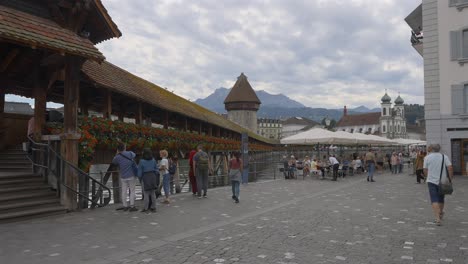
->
[1,171,468,264]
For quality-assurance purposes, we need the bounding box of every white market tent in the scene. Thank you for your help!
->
[280,128,358,145]
[392,138,426,145]
[281,128,396,146]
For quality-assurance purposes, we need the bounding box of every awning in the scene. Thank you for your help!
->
[405,4,422,34]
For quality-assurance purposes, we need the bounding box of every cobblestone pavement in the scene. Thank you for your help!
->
[2,171,468,264]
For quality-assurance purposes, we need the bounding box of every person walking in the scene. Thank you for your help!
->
[391,152,398,174]
[415,151,426,184]
[329,154,340,181]
[137,148,158,213]
[423,144,453,226]
[159,149,171,204]
[365,149,377,182]
[188,150,198,195]
[112,143,138,212]
[193,145,211,198]
[303,156,311,178]
[228,151,243,203]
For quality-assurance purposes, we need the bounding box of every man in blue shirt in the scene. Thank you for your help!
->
[112,143,138,211]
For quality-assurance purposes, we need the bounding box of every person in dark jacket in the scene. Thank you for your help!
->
[138,148,159,213]
[188,150,198,195]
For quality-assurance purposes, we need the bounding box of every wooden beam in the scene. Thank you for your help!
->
[61,56,83,211]
[79,92,89,116]
[33,67,47,139]
[135,102,143,125]
[164,111,169,129]
[208,125,213,137]
[118,100,126,121]
[102,89,112,119]
[0,87,5,149]
[0,48,19,72]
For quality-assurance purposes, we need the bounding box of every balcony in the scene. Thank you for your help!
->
[405,4,423,57]
[410,31,423,56]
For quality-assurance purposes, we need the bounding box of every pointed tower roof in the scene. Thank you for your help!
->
[224,73,261,104]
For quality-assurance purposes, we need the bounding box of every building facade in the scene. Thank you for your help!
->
[406,1,468,174]
[281,117,321,138]
[224,73,261,132]
[257,118,282,139]
[379,92,407,139]
[336,92,407,139]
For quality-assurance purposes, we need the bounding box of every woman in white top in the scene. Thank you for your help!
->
[159,149,170,204]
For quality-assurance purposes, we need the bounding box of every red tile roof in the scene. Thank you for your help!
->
[0,5,104,61]
[336,112,381,127]
[82,61,277,144]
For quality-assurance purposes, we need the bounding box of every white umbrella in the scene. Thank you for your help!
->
[281,128,356,145]
[392,138,426,145]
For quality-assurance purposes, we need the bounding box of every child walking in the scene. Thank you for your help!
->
[228,152,243,203]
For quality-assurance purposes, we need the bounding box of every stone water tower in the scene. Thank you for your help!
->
[224,73,261,132]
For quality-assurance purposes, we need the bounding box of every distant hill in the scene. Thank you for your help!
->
[195,87,305,113]
[195,88,383,122]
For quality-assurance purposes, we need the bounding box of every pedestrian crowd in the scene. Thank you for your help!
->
[111,143,243,213]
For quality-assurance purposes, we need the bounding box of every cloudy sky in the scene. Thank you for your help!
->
[9,0,424,109]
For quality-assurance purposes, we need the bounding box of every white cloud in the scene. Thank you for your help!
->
[97,0,423,108]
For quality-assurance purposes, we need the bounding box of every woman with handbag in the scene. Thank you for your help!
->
[423,144,454,226]
[137,148,159,213]
[228,151,243,203]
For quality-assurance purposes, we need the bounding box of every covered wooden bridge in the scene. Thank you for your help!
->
[0,0,275,215]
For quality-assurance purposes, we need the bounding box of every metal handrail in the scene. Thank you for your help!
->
[27,136,111,208]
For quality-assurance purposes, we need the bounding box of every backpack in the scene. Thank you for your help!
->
[168,161,177,174]
[197,153,209,169]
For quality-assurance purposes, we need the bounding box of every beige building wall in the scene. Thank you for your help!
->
[227,110,258,132]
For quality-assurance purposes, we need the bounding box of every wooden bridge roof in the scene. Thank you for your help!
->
[81,60,277,144]
[0,4,104,61]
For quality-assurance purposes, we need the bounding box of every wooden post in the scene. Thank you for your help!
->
[0,88,5,150]
[103,89,112,119]
[164,111,169,129]
[61,56,82,210]
[118,100,126,121]
[216,127,221,137]
[208,125,213,137]
[33,67,47,140]
[184,117,188,131]
[135,102,142,125]
[198,121,202,135]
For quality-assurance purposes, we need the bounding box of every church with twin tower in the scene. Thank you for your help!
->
[224,73,261,132]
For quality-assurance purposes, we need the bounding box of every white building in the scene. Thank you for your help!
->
[336,93,407,139]
[406,1,468,174]
[379,92,407,139]
[281,117,321,138]
[257,118,282,139]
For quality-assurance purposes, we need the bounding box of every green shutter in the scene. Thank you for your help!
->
[449,0,459,6]
[452,84,464,114]
[451,31,462,60]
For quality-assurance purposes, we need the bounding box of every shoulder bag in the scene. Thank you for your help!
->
[438,154,453,195]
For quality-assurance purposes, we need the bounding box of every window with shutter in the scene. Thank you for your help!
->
[465,85,468,113]
[451,31,462,60]
[450,0,468,10]
[464,30,468,58]
[452,84,465,114]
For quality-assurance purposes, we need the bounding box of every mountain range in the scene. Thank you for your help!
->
[195,87,381,122]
